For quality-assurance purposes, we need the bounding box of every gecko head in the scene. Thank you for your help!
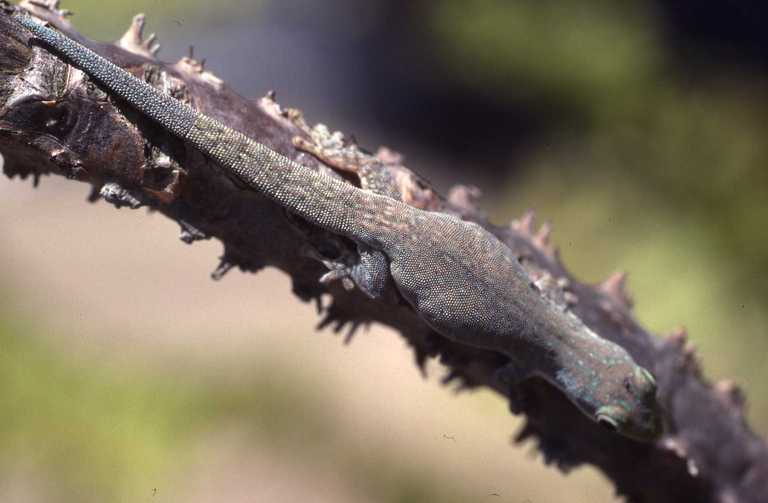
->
[594,366,662,442]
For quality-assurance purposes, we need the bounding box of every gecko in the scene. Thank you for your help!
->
[14,13,662,441]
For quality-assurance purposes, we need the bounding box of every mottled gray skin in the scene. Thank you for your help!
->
[18,14,662,441]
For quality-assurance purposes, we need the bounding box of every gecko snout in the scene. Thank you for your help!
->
[593,365,663,441]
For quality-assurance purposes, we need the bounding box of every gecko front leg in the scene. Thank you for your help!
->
[293,125,396,298]
[318,244,389,300]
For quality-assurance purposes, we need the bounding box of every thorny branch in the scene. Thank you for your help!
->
[1,4,767,502]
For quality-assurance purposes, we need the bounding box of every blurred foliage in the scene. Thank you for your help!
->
[0,314,330,501]
[431,0,662,122]
[0,314,475,502]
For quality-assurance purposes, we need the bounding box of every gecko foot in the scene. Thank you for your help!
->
[312,245,389,300]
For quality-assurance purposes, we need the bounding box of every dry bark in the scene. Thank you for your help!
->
[1,4,766,502]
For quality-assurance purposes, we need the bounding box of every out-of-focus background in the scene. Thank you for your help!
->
[2,1,767,501]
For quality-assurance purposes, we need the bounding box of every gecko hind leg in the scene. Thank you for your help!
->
[318,245,389,300]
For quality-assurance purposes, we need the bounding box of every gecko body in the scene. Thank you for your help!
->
[16,13,662,441]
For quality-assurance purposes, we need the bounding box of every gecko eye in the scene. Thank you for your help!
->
[624,378,633,393]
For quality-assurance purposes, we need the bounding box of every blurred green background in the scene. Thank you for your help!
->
[2,0,767,501]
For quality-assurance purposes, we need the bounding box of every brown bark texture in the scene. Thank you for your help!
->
[1,4,767,502]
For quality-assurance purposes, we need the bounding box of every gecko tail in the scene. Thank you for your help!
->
[15,12,197,138]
